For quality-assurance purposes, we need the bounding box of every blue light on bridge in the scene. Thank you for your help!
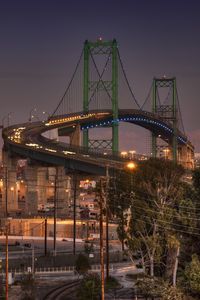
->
[80,116,187,145]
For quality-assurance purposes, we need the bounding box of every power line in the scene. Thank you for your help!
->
[108,202,200,236]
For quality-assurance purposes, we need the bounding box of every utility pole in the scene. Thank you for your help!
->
[99,179,105,300]
[44,218,47,256]
[105,166,110,279]
[32,242,35,278]
[53,168,58,256]
[73,174,78,256]
[5,165,8,217]
[4,163,9,300]
[5,225,8,300]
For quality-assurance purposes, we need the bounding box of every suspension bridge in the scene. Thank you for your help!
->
[2,39,194,175]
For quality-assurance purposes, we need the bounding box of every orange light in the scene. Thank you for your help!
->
[126,162,136,170]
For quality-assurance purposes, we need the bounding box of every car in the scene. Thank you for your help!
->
[24,243,31,248]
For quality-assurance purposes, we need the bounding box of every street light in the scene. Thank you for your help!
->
[126,162,136,238]
[126,162,136,171]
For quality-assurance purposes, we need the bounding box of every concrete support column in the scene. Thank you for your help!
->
[57,166,69,216]
[24,165,38,216]
[70,124,81,147]
[2,151,18,213]
[37,167,48,207]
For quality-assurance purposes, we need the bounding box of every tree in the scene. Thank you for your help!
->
[192,168,200,195]
[185,254,200,295]
[108,170,131,251]
[77,273,101,300]
[128,158,185,280]
[75,253,91,275]
[161,285,184,300]
[20,273,36,300]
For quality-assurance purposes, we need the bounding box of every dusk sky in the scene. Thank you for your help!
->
[1,0,200,153]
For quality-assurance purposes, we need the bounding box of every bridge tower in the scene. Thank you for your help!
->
[152,77,178,162]
[83,39,118,153]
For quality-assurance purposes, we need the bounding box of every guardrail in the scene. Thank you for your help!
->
[1,264,116,275]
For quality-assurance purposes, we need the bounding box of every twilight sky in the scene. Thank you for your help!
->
[0,0,200,153]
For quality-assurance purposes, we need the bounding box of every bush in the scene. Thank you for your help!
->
[75,253,91,275]
[77,273,101,300]
[20,273,36,300]
[105,276,120,290]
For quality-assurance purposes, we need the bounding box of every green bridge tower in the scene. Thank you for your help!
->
[83,39,118,153]
[152,77,178,162]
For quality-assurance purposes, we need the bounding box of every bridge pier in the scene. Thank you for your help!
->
[1,151,18,215]
[69,124,81,147]
[24,164,38,215]
[178,144,194,169]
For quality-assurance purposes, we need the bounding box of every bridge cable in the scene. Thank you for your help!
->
[140,83,153,110]
[176,87,186,135]
[117,49,141,109]
[50,49,84,118]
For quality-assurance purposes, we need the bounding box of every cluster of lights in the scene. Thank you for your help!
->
[8,127,26,143]
[45,112,110,127]
[46,113,98,127]
[81,116,187,145]
[44,148,57,153]
[26,143,43,149]
[62,150,76,155]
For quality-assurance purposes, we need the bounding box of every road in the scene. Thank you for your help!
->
[0,236,122,259]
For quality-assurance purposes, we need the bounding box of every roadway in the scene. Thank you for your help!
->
[3,109,191,175]
[0,236,122,259]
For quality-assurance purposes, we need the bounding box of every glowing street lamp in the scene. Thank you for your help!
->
[126,161,137,194]
[126,162,136,170]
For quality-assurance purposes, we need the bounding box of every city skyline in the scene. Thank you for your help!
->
[0,0,200,152]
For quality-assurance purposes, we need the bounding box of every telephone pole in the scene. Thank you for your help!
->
[53,168,58,256]
[44,218,47,256]
[4,164,9,300]
[5,225,8,300]
[73,174,78,255]
[99,179,105,300]
[105,166,110,279]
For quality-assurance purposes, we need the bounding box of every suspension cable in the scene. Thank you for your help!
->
[117,49,141,109]
[141,83,153,110]
[50,49,84,118]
